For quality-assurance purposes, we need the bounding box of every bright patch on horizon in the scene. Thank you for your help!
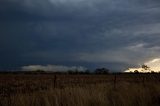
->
[125,58,160,73]
[144,58,160,72]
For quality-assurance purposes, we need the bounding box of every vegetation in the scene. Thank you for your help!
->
[141,64,150,70]
[0,73,160,106]
[95,68,110,74]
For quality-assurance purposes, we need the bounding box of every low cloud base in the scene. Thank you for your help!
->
[21,65,87,72]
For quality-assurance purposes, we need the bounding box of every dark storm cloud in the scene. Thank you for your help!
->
[0,0,160,71]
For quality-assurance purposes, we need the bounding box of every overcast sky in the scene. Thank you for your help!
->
[0,0,160,71]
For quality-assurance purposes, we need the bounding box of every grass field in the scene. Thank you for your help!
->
[0,73,160,106]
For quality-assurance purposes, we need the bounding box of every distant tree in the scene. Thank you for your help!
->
[134,70,139,73]
[151,71,155,74]
[84,70,90,74]
[67,70,82,74]
[141,64,150,70]
[95,68,110,74]
[35,69,45,72]
[67,70,75,74]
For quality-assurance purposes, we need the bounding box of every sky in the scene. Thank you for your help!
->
[0,0,160,71]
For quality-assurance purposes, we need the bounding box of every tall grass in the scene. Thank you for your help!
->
[0,74,160,106]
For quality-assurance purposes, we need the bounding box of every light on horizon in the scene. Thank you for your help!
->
[125,58,160,73]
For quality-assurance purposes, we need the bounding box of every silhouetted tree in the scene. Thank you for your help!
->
[84,70,90,74]
[151,71,155,74]
[134,70,139,73]
[95,68,110,74]
[141,64,150,70]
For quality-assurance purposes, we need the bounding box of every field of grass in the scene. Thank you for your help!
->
[0,73,160,106]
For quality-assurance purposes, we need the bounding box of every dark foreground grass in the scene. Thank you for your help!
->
[0,74,160,106]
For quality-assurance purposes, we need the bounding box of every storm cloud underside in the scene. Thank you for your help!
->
[0,0,160,71]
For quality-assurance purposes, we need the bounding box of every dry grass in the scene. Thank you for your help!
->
[0,74,160,106]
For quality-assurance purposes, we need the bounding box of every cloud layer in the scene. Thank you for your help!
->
[0,0,160,71]
[22,64,86,72]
